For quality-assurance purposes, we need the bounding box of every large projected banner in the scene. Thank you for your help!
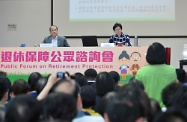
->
[0,47,148,84]
[70,0,175,21]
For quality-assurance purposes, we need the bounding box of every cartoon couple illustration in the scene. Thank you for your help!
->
[118,50,141,80]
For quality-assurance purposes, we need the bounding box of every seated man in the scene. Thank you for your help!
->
[42,25,70,47]
[108,22,132,46]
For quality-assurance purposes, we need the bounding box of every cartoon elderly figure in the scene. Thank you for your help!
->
[118,51,130,80]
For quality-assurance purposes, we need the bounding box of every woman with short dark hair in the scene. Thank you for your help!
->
[135,42,177,108]
[108,22,132,46]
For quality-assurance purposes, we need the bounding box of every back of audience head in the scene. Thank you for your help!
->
[162,82,181,107]
[28,72,42,91]
[74,72,84,78]
[0,71,6,77]
[50,78,81,112]
[75,75,88,87]
[154,107,187,122]
[119,84,151,118]
[84,68,97,81]
[80,85,96,108]
[146,42,166,65]
[0,77,9,104]
[176,68,186,83]
[96,72,115,97]
[109,71,120,85]
[35,77,48,95]
[0,75,12,101]
[99,92,117,116]
[129,77,144,91]
[11,79,30,96]
[50,78,78,99]
[5,95,41,122]
[104,95,141,122]
[44,93,77,122]
[169,83,187,110]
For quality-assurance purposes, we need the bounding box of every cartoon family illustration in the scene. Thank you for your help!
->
[118,50,141,80]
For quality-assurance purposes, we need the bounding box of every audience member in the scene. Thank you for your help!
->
[75,76,88,87]
[98,92,117,116]
[169,83,187,111]
[176,68,186,83]
[37,73,104,122]
[80,85,100,116]
[11,79,30,96]
[104,92,142,122]
[28,72,42,98]
[109,71,120,90]
[154,107,187,122]
[35,77,48,95]
[44,93,77,122]
[84,68,97,85]
[5,95,41,122]
[136,42,177,108]
[162,82,181,108]
[0,77,9,109]
[129,77,144,91]
[0,71,6,77]
[94,72,115,113]
[119,84,150,120]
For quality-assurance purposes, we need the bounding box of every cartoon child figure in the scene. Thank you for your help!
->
[118,50,130,80]
[130,52,141,76]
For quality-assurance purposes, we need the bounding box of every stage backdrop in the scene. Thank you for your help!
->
[0,47,148,84]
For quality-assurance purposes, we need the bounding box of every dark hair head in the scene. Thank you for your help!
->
[75,76,88,87]
[98,92,117,116]
[119,51,130,60]
[113,22,122,31]
[129,77,144,91]
[162,82,181,107]
[11,79,30,96]
[119,84,151,118]
[169,83,187,110]
[44,93,77,121]
[96,72,115,97]
[5,95,41,122]
[84,69,97,81]
[146,42,166,65]
[35,77,48,95]
[75,72,84,78]
[0,71,6,77]
[176,69,186,83]
[49,25,58,31]
[109,71,120,85]
[105,97,139,122]
[80,85,96,108]
[28,72,42,91]
[50,79,80,101]
[0,77,9,101]
[154,107,187,122]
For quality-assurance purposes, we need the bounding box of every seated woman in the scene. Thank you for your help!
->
[108,22,132,46]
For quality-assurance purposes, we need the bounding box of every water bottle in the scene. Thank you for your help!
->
[134,35,138,46]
